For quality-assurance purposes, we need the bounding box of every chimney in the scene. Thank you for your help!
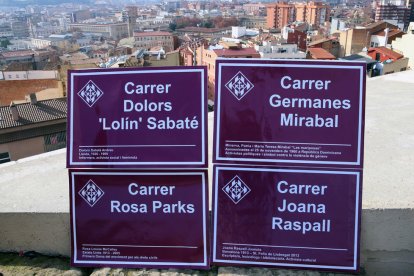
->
[9,102,19,121]
[25,93,37,104]
[383,28,389,47]
[32,53,37,70]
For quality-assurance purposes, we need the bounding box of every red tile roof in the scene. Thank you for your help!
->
[213,47,260,57]
[307,48,336,60]
[368,47,403,60]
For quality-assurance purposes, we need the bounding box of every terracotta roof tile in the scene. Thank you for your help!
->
[307,48,336,60]
[368,47,403,60]
[213,47,260,57]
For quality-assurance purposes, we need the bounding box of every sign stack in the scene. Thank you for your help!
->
[67,67,209,268]
[212,59,366,272]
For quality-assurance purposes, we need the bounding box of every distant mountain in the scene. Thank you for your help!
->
[0,0,92,6]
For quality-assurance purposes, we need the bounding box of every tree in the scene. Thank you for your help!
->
[169,22,177,31]
[0,39,11,49]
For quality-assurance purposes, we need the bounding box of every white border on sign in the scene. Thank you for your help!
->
[215,62,364,166]
[69,69,205,166]
[71,171,208,267]
[212,166,360,271]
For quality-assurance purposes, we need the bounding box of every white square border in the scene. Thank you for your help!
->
[69,69,206,166]
[212,166,360,271]
[215,61,364,166]
[70,171,208,267]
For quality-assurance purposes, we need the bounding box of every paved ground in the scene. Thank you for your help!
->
[0,252,359,276]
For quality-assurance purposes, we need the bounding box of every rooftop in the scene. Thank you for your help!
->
[308,37,337,47]
[307,47,336,59]
[176,27,229,33]
[1,50,35,58]
[213,47,260,57]
[368,46,404,60]
[133,31,172,37]
[373,29,405,37]
[339,53,377,64]
[0,97,66,129]
[365,20,398,30]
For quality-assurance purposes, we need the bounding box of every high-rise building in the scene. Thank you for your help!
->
[266,2,295,29]
[300,1,329,26]
[375,0,410,29]
[266,2,330,29]
[407,0,414,25]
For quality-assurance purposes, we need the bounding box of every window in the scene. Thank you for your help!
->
[0,152,11,164]
[44,131,66,152]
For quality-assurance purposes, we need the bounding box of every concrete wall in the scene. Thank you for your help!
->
[0,136,45,161]
[383,58,409,75]
[1,70,58,80]
[392,33,414,69]
[0,79,61,106]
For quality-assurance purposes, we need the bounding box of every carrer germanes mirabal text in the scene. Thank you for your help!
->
[269,76,352,128]
[97,81,200,131]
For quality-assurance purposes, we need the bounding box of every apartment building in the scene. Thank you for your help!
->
[68,22,128,39]
[266,2,330,29]
[133,31,174,52]
[266,2,295,29]
[375,0,410,29]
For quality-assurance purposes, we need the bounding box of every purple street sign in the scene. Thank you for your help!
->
[69,170,209,269]
[214,59,366,168]
[67,67,207,168]
[212,165,362,272]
